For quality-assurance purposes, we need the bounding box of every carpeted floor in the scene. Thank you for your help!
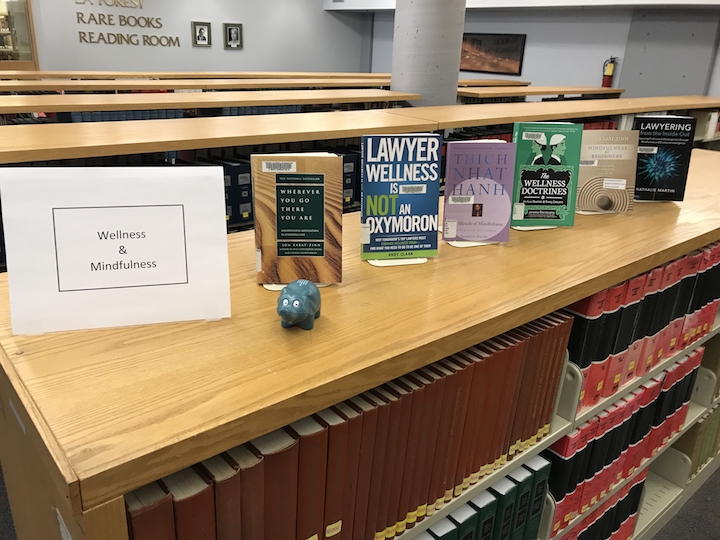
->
[0,463,718,540]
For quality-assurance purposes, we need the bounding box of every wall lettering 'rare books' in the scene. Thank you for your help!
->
[577,130,639,213]
[251,153,343,284]
[511,122,583,227]
[361,134,442,260]
[632,115,696,202]
[443,141,515,243]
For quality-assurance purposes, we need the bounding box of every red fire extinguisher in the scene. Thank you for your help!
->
[603,57,618,87]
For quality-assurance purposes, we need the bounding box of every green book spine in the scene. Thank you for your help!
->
[522,456,551,540]
[489,479,518,540]
[449,504,479,540]
[508,468,533,540]
[510,122,583,227]
[429,517,459,540]
[469,491,498,540]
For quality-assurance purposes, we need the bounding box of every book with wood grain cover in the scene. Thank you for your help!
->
[577,130,639,213]
[332,401,364,540]
[349,395,379,540]
[288,415,329,540]
[315,408,350,540]
[198,454,241,540]
[251,153,343,284]
[252,427,300,540]
[124,481,175,540]
[162,466,216,540]
[226,443,265,540]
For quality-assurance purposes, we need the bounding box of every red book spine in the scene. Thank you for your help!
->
[393,377,425,536]
[291,421,329,540]
[173,468,216,540]
[381,382,413,539]
[425,363,458,514]
[452,350,487,494]
[406,371,438,528]
[239,447,265,540]
[332,402,363,540]
[350,396,379,540]
[362,391,391,540]
[263,433,300,540]
[318,413,349,540]
[125,484,175,540]
[415,367,446,522]
[439,358,473,503]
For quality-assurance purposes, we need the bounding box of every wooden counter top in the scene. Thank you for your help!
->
[2,149,720,511]
[388,95,720,129]
[0,89,420,114]
[458,78,531,87]
[0,78,391,92]
[0,70,392,80]
[0,109,437,164]
[457,85,625,98]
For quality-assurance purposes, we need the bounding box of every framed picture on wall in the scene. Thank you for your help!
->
[224,23,243,50]
[192,21,212,47]
[460,33,526,76]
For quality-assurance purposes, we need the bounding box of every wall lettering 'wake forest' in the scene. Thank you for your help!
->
[73,0,180,47]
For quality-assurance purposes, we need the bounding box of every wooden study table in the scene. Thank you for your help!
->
[0,89,420,114]
[0,77,392,92]
[1,149,720,540]
[388,95,720,129]
[457,85,625,103]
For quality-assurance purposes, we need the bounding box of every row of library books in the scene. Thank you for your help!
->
[566,241,720,410]
[416,458,551,540]
[552,469,648,540]
[124,311,572,540]
[674,399,720,480]
[545,347,703,537]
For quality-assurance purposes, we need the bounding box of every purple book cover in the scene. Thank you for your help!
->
[442,141,515,243]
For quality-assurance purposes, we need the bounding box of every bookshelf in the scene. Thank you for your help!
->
[457,85,625,103]
[1,98,720,540]
[0,89,421,115]
[1,96,720,164]
[0,77,392,92]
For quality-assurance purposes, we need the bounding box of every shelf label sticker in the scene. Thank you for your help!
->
[0,167,231,334]
[603,178,627,190]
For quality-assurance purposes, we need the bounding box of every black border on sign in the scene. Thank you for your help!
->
[52,204,189,293]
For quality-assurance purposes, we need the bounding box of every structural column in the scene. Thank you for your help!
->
[390,0,467,107]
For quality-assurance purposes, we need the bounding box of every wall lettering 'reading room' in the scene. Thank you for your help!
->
[74,0,180,47]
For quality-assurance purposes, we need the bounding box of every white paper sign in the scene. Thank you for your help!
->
[0,167,231,334]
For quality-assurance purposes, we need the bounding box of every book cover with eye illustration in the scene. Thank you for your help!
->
[511,122,583,227]
[577,130,639,213]
[633,115,695,202]
[442,141,515,243]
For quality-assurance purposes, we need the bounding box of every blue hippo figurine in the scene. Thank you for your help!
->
[277,280,321,330]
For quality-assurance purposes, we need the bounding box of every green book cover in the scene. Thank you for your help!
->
[522,455,551,540]
[488,478,517,540]
[511,122,583,227]
[429,517,459,540]
[449,504,479,540]
[469,490,498,540]
[508,467,533,540]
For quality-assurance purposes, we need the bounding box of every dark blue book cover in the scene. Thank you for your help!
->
[361,134,442,260]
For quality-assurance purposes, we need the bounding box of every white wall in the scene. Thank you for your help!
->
[33,0,370,72]
[372,8,633,87]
